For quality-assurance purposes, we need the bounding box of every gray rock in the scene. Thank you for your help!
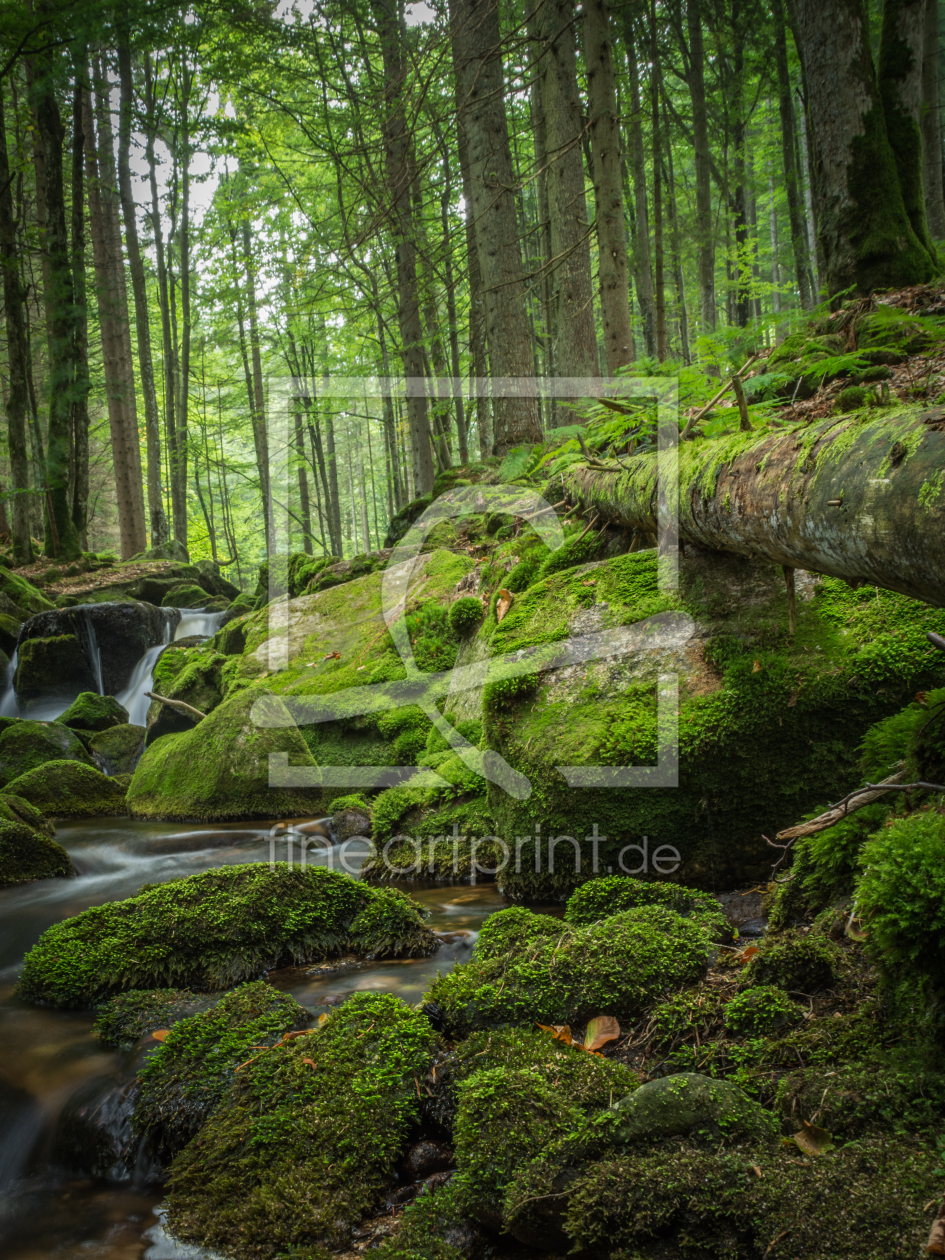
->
[612,1072,777,1143]
[332,806,371,842]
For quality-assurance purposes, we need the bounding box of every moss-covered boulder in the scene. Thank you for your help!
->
[163,993,436,1257]
[424,904,710,1036]
[128,685,330,821]
[18,862,438,1007]
[564,874,732,943]
[161,583,207,609]
[133,982,311,1159]
[4,760,127,817]
[87,723,145,774]
[0,612,20,655]
[144,645,226,744]
[59,692,129,734]
[0,719,94,788]
[0,565,55,617]
[14,634,96,709]
[94,987,217,1051]
[611,1072,777,1144]
[0,810,72,886]
[740,928,842,993]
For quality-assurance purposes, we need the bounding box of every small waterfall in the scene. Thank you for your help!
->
[77,606,104,695]
[175,609,227,640]
[116,609,226,728]
[0,650,17,717]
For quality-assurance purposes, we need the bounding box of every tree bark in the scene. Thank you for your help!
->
[650,0,667,356]
[450,0,542,452]
[562,413,945,606]
[454,105,492,458]
[790,0,934,294]
[622,11,657,355]
[584,0,634,372]
[177,58,194,547]
[922,0,945,238]
[70,54,91,549]
[686,0,716,333]
[0,84,34,564]
[879,0,935,254]
[241,218,271,554]
[773,0,813,310]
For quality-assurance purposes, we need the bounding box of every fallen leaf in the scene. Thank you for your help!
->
[537,1022,573,1045]
[927,1214,945,1255]
[151,1029,170,1042]
[752,660,761,673]
[584,1015,620,1052]
[318,1013,328,1026]
[357,666,366,671]
[751,1164,762,1178]
[738,946,760,963]
[917,691,929,704]
[496,588,513,623]
[323,651,341,660]
[301,1057,317,1069]
[792,1119,834,1157]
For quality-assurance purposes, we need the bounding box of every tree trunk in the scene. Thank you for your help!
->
[790,0,934,294]
[0,84,34,564]
[663,126,691,363]
[70,56,91,549]
[176,64,195,549]
[922,0,945,238]
[241,219,271,554]
[773,0,813,310]
[371,0,435,492]
[562,413,945,605]
[879,0,935,254]
[539,0,600,379]
[450,0,542,452]
[585,0,634,372]
[294,406,313,554]
[650,0,667,356]
[686,0,716,333]
[527,11,557,394]
[622,11,657,356]
[32,51,81,559]
[454,113,492,458]
[115,39,163,552]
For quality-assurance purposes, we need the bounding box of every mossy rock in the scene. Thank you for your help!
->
[4,759,127,818]
[0,565,55,616]
[128,685,332,821]
[741,928,841,993]
[473,905,564,960]
[226,592,255,616]
[611,1072,777,1144]
[0,612,20,655]
[94,987,217,1051]
[14,634,96,708]
[723,985,804,1038]
[0,813,72,887]
[59,692,129,734]
[133,981,312,1159]
[162,993,436,1257]
[145,646,226,744]
[210,613,249,656]
[836,384,869,413]
[424,904,710,1037]
[564,875,732,943]
[17,862,438,1008]
[88,723,146,774]
[161,583,208,609]
[0,719,94,788]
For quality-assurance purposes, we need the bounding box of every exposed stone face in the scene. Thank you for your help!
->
[610,1072,778,1143]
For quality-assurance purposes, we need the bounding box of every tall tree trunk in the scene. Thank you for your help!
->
[790,0,933,294]
[879,0,935,254]
[539,0,600,379]
[32,52,81,558]
[454,114,492,458]
[527,11,557,393]
[622,11,657,355]
[450,0,542,452]
[436,145,469,463]
[371,0,435,493]
[315,319,343,552]
[686,0,716,332]
[177,58,194,547]
[115,40,163,552]
[663,125,691,363]
[0,85,34,564]
[922,0,945,237]
[730,2,751,329]
[241,218,272,554]
[294,406,313,554]
[585,0,634,372]
[70,54,91,549]
[773,0,813,309]
[650,0,667,356]
[795,91,821,295]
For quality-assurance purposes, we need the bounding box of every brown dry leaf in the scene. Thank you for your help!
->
[792,1119,834,1157]
[151,1029,170,1043]
[584,1015,620,1052]
[301,1056,317,1069]
[496,589,513,623]
[928,1214,945,1256]
[751,1164,762,1179]
[537,1022,573,1045]
[318,1013,328,1026]
[738,945,760,963]
[323,651,341,660]
[752,660,761,673]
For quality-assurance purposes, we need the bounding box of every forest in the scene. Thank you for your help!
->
[1,1,945,1259]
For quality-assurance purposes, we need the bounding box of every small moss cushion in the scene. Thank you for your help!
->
[611,1073,777,1143]
[4,760,127,818]
[59,692,129,734]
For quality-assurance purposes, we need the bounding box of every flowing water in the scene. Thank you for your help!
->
[0,816,505,1260]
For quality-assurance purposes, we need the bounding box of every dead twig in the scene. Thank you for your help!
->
[681,353,761,440]
[144,692,207,722]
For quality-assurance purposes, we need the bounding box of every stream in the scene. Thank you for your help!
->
[0,816,505,1259]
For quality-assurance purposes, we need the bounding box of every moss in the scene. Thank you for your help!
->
[347,886,438,958]
[473,906,564,960]
[58,692,129,733]
[0,612,21,655]
[17,862,437,1008]
[14,634,96,705]
[127,685,331,821]
[836,384,869,412]
[161,583,208,609]
[369,1180,470,1260]
[163,993,436,1258]
[87,723,146,774]
[564,875,731,943]
[327,791,370,814]
[741,928,842,993]
[134,981,311,1160]
[4,759,127,818]
[0,565,54,615]
[0,722,94,789]
[0,814,72,886]
[448,595,483,637]
[424,905,710,1037]
[723,985,803,1037]
[611,1072,778,1144]
[93,987,214,1051]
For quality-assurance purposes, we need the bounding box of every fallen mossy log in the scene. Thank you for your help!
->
[561,410,945,605]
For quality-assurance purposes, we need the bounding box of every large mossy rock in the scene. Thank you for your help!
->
[424,904,710,1037]
[144,644,226,745]
[564,874,731,943]
[0,565,55,618]
[87,723,145,774]
[14,634,96,709]
[127,685,331,820]
[161,583,207,610]
[17,863,438,1007]
[59,692,129,734]
[4,759,127,817]
[0,791,72,886]
[0,719,94,788]
[611,1072,777,1143]
[162,992,436,1258]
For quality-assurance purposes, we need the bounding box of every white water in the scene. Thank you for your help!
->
[0,652,17,718]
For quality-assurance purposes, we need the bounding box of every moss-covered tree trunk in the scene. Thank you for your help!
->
[878,0,935,254]
[789,0,934,294]
[562,414,945,605]
[921,0,945,238]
